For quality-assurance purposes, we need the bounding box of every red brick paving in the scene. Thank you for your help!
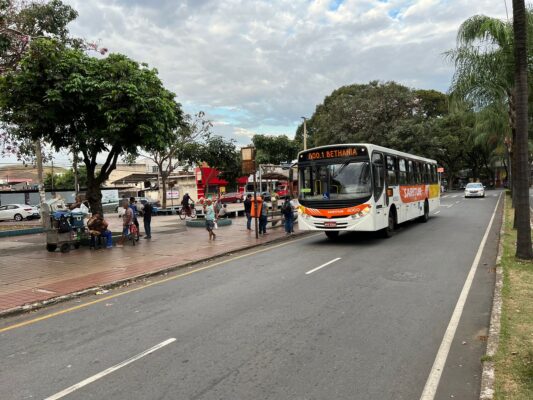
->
[0,216,300,314]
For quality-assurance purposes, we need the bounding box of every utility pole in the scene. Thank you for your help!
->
[34,140,46,223]
[301,117,308,150]
[51,159,54,191]
[73,151,79,195]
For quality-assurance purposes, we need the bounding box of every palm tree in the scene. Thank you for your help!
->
[512,0,532,259]
[446,11,533,196]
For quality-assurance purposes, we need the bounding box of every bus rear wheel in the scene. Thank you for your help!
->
[419,200,429,223]
[325,231,339,240]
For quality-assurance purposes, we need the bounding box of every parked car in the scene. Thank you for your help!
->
[0,204,39,221]
[102,199,121,214]
[219,192,242,204]
[464,182,485,198]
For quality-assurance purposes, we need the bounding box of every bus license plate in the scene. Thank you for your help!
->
[324,221,337,228]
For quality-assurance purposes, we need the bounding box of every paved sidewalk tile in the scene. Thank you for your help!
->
[0,215,301,314]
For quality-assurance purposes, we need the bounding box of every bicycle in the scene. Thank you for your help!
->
[178,204,197,220]
[128,223,139,245]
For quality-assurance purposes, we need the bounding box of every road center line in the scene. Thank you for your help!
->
[433,211,440,215]
[306,258,341,275]
[44,338,176,400]
[419,192,501,400]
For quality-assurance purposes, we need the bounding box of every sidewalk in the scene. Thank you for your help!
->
[0,215,302,316]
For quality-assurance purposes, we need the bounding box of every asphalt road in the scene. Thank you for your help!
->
[0,190,503,400]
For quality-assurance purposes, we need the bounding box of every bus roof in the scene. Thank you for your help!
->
[298,143,437,164]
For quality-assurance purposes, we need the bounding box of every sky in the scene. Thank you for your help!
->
[3,0,510,166]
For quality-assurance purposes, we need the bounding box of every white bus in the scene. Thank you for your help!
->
[297,144,440,239]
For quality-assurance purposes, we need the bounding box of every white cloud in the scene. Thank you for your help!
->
[62,0,508,144]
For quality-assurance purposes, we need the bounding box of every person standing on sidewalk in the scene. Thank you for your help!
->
[259,199,268,235]
[143,201,153,239]
[129,197,140,240]
[281,197,294,235]
[203,199,217,240]
[244,194,252,230]
[117,200,133,247]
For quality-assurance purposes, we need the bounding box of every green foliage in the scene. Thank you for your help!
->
[44,166,87,189]
[201,135,241,184]
[252,134,299,165]
[0,39,183,213]
[0,0,78,74]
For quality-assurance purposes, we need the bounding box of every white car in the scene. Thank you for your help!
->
[0,204,39,221]
[464,183,485,198]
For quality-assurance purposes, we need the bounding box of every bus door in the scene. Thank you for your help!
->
[371,152,386,226]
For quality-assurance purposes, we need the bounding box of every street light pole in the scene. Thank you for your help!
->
[301,117,308,150]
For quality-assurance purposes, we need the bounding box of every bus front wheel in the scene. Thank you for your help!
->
[325,231,339,240]
[381,213,396,238]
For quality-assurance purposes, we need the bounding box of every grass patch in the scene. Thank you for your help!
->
[494,195,533,399]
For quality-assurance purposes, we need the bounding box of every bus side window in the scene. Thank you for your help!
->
[407,160,414,185]
[412,162,419,184]
[399,158,407,185]
[372,152,385,201]
[431,165,437,183]
[386,155,397,186]
[424,164,430,184]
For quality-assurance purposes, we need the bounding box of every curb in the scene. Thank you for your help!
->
[0,231,311,319]
[479,194,505,399]
[0,227,44,238]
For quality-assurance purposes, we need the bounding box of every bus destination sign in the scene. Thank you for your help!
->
[299,146,366,162]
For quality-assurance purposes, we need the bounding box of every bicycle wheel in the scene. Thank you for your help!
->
[178,208,186,220]
[190,208,197,219]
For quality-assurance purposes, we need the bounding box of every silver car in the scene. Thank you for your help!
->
[464,182,485,198]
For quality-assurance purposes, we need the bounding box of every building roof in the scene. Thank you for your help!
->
[111,173,158,184]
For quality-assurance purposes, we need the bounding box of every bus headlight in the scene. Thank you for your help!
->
[350,206,370,219]
[298,206,310,219]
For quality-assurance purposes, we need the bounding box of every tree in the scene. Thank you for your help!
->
[178,135,240,194]
[44,166,87,189]
[0,39,183,214]
[145,112,211,209]
[446,9,533,199]
[252,134,299,165]
[1,0,79,164]
[0,0,78,74]
[295,81,417,148]
[512,0,532,259]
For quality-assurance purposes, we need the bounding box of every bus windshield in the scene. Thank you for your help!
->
[299,160,372,201]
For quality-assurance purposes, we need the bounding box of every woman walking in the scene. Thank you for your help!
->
[203,199,217,240]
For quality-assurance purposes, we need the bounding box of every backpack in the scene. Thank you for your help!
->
[58,216,71,233]
[281,199,291,214]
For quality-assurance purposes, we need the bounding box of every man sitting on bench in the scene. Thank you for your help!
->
[87,213,113,249]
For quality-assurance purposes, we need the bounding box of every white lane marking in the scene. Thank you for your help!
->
[433,211,440,215]
[455,201,460,204]
[305,258,341,275]
[420,192,501,400]
[44,338,176,400]
[442,204,454,208]
[441,195,449,198]
[451,195,458,198]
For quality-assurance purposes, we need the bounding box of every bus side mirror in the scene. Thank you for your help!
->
[387,188,393,197]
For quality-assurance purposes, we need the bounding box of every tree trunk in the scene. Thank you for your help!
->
[512,0,532,259]
[161,171,168,209]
